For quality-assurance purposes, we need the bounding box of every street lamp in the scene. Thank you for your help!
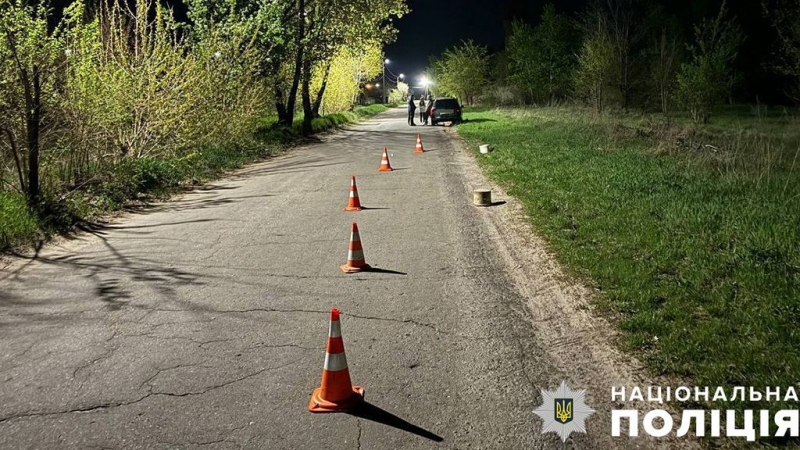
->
[382,58,390,104]
[421,76,430,98]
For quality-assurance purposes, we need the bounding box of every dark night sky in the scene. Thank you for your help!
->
[384,0,786,102]
[384,0,509,88]
[384,0,591,87]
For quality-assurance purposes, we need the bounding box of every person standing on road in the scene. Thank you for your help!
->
[407,95,417,126]
[418,96,426,125]
[425,95,434,125]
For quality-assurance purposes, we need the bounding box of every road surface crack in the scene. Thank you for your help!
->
[71,335,119,380]
[147,360,297,397]
[0,396,151,423]
[0,362,296,424]
[356,418,363,450]
[343,313,448,335]
[248,342,321,351]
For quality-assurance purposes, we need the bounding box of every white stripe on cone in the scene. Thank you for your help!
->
[347,249,364,261]
[329,319,342,338]
[324,352,348,371]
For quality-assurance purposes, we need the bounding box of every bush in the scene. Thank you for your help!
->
[675,3,743,123]
[354,104,390,117]
[480,85,526,107]
[1,106,386,254]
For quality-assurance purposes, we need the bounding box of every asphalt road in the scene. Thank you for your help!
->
[0,107,681,449]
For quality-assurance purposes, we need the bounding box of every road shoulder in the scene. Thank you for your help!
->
[445,127,699,448]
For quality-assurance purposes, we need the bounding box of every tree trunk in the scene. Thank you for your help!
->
[19,65,42,207]
[27,69,41,206]
[301,59,313,135]
[3,128,26,194]
[279,0,305,127]
[311,62,331,117]
[620,56,630,111]
[273,64,289,124]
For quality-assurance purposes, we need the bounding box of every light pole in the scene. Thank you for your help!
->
[383,58,389,104]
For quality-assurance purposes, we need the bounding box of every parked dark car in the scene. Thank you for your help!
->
[429,98,462,126]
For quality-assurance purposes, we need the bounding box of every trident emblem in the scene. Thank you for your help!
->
[555,399,573,424]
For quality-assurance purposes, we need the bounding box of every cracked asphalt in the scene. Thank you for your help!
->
[2,107,621,449]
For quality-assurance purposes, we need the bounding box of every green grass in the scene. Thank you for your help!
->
[0,104,390,253]
[0,192,40,251]
[458,106,800,413]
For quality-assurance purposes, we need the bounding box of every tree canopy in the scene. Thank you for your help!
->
[0,0,408,206]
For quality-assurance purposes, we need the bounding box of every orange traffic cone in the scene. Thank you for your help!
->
[378,147,393,172]
[341,222,370,273]
[309,308,364,413]
[344,176,362,212]
[414,134,425,153]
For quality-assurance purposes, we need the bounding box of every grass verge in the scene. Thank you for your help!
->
[457,107,800,413]
[0,104,389,253]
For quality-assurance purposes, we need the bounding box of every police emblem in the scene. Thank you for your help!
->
[555,398,573,424]
[534,381,595,442]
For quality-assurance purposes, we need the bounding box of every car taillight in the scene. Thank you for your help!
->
[430,108,436,114]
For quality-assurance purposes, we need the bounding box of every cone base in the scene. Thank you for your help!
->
[340,263,370,273]
[414,149,424,153]
[308,386,365,413]
[344,205,363,212]
[378,166,393,172]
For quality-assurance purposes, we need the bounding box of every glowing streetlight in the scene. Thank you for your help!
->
[420,76,432,97]
[382,58,391,104]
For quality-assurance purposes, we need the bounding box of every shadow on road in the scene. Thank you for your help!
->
[487,201,507,207]
[2,219,208,312]
[227,154,349,181]
[361,267,407,275]
[143,194,274,214]
[348,401,444,442]
[77,218,219,232]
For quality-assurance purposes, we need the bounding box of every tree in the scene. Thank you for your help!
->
[298,0,407,133]
[388,81,409,103]
[649,25,681,114]
[62,0,265,164]
[506,5,578,104]
[574,10,616,113]
[311,41,382,113]
[506,21,537,101]
[264,0,407,132]
[675,2,743,123]
[604,0,655,110]
[764,0,800,104]
[431,40,489,106]
[0,0,68,206]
